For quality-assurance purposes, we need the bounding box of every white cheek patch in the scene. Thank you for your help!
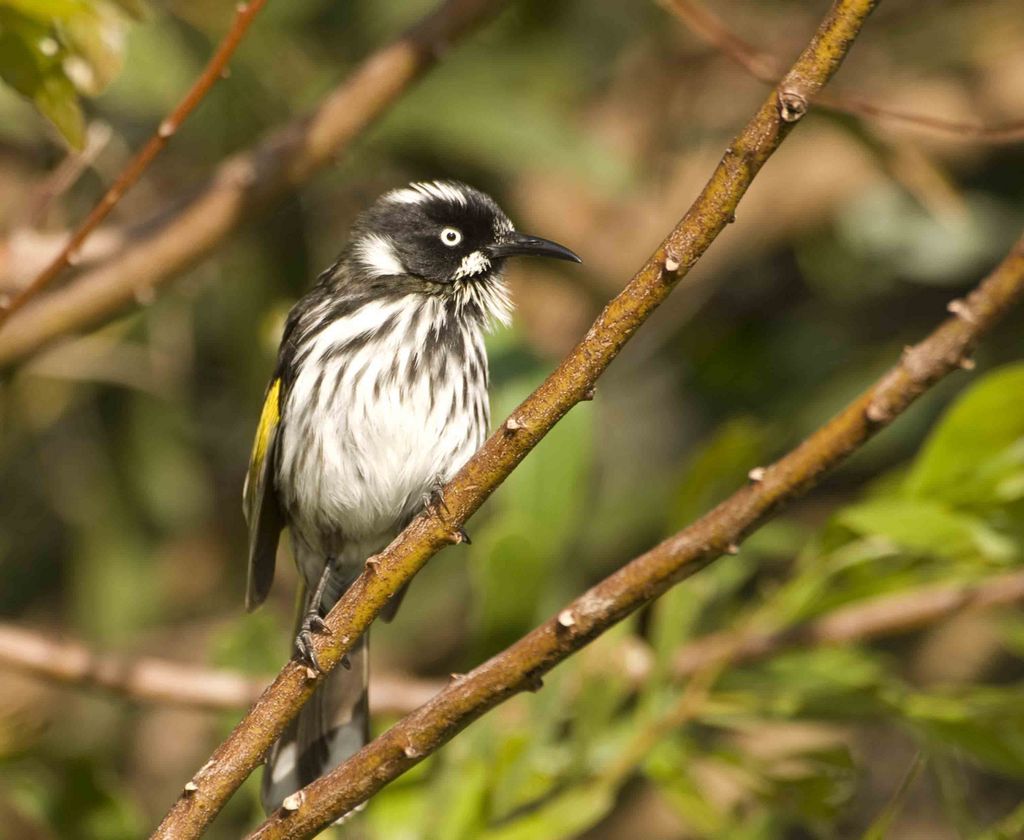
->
[452,250,491,280]
[353,233,406,278]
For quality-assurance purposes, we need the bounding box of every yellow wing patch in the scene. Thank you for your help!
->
[248,377,281,486]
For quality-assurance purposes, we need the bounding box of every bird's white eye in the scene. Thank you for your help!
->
[440,227,463,247]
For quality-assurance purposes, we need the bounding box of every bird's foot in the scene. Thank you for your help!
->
[295,609,329,672]
[423,477,451,520]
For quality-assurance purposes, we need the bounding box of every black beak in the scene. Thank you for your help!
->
[486,232,582,264]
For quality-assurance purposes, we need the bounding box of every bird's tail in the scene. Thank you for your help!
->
[261,590,369,814]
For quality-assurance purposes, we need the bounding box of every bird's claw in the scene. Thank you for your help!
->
[296,629,321,673]
[423,480,450,520]
[295,610,329,672]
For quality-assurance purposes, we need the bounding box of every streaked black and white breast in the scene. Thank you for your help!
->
[274,181,513,558]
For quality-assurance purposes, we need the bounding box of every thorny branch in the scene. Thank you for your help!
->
[661,0,1024,144]
[151,1,884,837]
[0,0,508,370]
[0,0,270,327]
[246,230,1024,837]
[0,623,441,715]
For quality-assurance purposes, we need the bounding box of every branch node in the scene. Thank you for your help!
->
[133,285,157,306]
[304,666,318,681]
[183,781,198,794]
[504,416,525,433]
[958,356,977,370]
[524,672,544,692]
[282,791,304,812]
[580,385,596,401]
[557,608,577,630]
[157,119,177,140]
[364,555,380,572]
[865,398,891,424]
[725,543,740,555]
[778,90,808,122]
[446,529,469,545]
[664,252,681,273]
[449,672,465,683]
[947,298,978,324]
[748,466,767,483]
[402,742,422,759]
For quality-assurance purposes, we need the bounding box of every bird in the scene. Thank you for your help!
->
[242,180,581,814]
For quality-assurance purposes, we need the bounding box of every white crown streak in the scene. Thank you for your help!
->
[385,180,468,206]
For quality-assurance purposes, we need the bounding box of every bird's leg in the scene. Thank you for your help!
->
[422,475,450,519]
[295,558,333,672]
[422,475,471,544]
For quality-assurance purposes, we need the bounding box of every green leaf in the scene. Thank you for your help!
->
[861,754,925,840]
[902,686,1024,779]
[0,0,90,21]
[667,417,772,529]
[0,2,132,146]
[646,741,727,835]
[29,64,84,145]
[478,784,615,840]
[717,647,889,721]
[62,4,128,95]
[836,498,1016,563]
[0,7,85,146]
[907,363,1024,504]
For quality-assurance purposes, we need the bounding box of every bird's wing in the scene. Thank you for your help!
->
[243,376,285,611]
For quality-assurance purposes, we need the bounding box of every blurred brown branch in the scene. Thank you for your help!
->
[153,1,883,836]
[0,0,508,370]
[244,223,1024,836]
[6,570,1021,720]
[0,0,270,327]
[673,569,1024,677]
[0,623,442,715]
[661,0,1024,144]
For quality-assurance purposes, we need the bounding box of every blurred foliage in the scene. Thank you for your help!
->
[0,0,139,147]
[1,0,1024,838]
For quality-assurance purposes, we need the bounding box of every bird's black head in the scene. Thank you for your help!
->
[346,181,580,323]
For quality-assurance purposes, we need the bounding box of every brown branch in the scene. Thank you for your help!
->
[0,623,442,716]
[0,0,270,326]
[0,0,509,370]
[673,569,1024,677]
[6,568,1021,719]
[147,1,883,836]
[246,231,1024,838]
[662,0,1024,144]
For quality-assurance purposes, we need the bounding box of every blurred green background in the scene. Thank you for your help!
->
[1,0,1024,837]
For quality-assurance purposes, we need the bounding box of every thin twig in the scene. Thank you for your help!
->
[661,0,1024,144]
[0,0,509,369]
[20,122,113,230]
[673,569,1024,677]
[0,623,442,715]
[247,229,1024,838]
[146,1,885,836]
[0,0,270,325]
